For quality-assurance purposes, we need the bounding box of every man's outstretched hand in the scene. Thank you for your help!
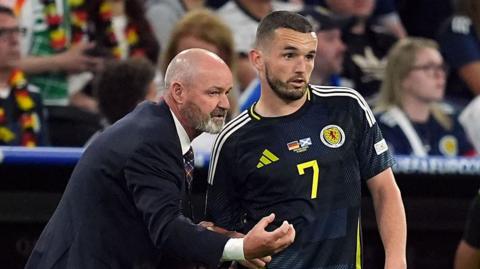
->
[243,213,295,259]
[199,214,294,269]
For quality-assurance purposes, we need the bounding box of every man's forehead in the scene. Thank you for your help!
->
[272,28,317,49]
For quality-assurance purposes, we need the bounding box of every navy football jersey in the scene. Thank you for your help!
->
[376,107,475,157]
[206,85,394,269]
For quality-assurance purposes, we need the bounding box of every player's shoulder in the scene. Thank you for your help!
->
[309,84,376,126]
[310,84,366,106]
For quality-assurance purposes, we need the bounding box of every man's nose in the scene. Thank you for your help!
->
[218,93,230,110]
[295,58,307,73]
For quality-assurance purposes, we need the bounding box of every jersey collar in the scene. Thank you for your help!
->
[248,85,312,121]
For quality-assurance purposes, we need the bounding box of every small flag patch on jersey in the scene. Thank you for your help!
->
[287,137,312,153]
[257,149,279,168]
[287,141,300,151]
[374,139,388,155]
[299,138,312,147]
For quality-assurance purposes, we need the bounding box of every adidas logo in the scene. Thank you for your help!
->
[256,149,279,168]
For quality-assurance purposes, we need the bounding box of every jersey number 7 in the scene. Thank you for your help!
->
[297,160,319,199]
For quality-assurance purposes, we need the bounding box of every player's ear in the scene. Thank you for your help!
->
[249,48,264,73]
[171,81,185,104]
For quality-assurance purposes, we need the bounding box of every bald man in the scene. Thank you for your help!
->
[25,49,295,269]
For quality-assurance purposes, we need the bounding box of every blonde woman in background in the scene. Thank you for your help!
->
[375,37,475,157]
[162,8,238,119]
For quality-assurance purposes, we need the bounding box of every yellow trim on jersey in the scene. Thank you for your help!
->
[249,103,261,120]
[356,218,362,269]
[307,86,311,101]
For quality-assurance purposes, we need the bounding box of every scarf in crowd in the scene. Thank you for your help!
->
[41,0,146,58]
[0,70,40,147]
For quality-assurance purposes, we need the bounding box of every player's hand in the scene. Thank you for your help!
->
[243,213,295,259]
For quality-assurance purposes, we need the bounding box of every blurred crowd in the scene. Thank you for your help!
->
[0,0,479,155]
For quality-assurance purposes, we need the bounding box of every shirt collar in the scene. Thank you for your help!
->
[170,109,191,155]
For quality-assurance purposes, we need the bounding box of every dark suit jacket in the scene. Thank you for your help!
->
[25,101,229,269]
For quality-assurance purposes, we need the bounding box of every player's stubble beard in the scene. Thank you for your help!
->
[183,101,227,134]
[265,64,308,101]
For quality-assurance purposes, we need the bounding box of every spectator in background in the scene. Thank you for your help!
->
[327,0,405,37]
[162,8,239,119]
[437,0,480,104]
[95,58,157,125]
[325,0,397,100]
[85,58,157,145]
[15,0,102,106]
[370,0,406,38]
[300,6,348,86]
[454,189,480,269]
[16,0,158,108]
[0,5,48,146]
[89,0,160,64]
[304,0,407,38]
[70,0,160,112]
[216,0,301,92]
[375,37,475,157]
[145,0,205,55]
[397,0,452,39]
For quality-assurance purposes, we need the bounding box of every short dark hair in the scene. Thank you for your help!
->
[255,10,313,48]
[94,58,156,124]
[0,5,15,17]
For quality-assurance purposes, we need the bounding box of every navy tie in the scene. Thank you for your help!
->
[182,147,195,220]
[183,147,195,188]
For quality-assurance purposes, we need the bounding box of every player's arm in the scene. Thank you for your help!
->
[367,168,407,269]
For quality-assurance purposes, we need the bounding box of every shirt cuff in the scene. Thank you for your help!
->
[221,238,245,261]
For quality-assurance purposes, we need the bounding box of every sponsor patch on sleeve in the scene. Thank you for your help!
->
[374,139,388,155]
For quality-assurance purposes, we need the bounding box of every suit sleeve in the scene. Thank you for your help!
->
[206,134,244,231]
[124,139,229,268]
